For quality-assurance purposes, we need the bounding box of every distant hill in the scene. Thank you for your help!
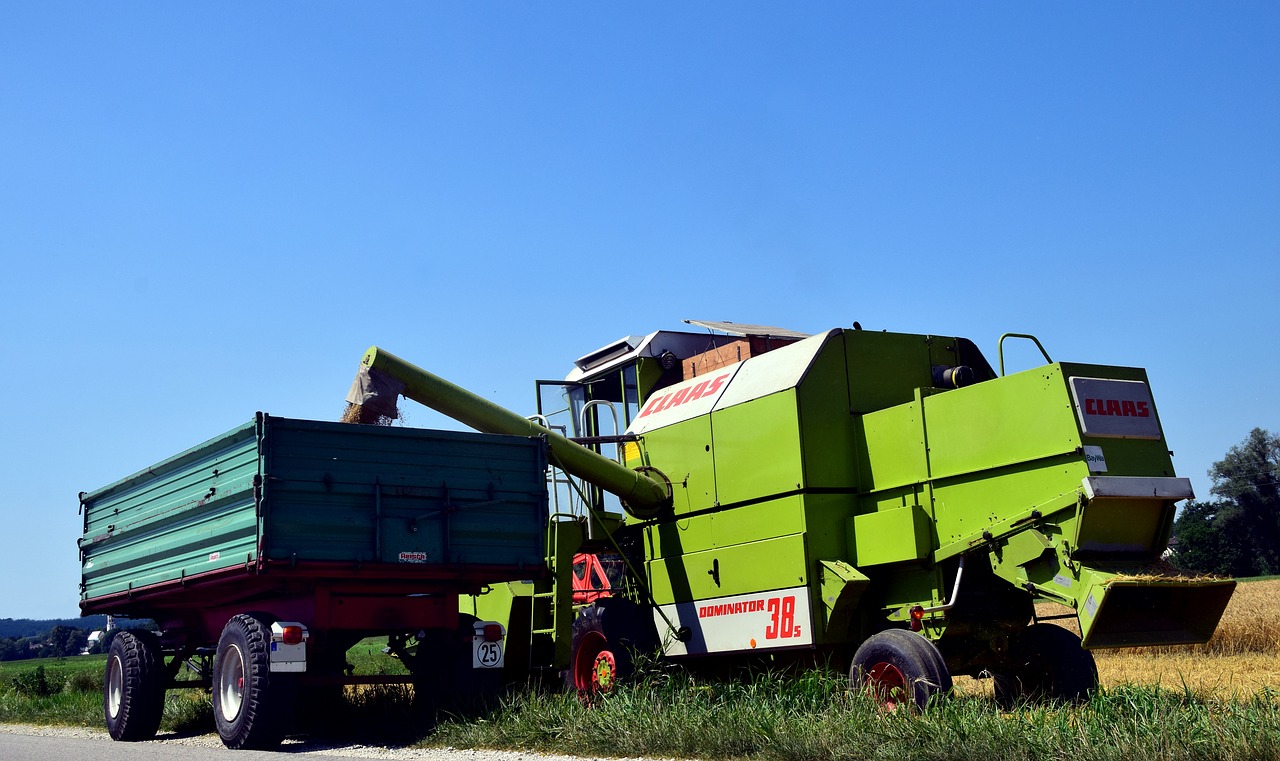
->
[0,616,150,639]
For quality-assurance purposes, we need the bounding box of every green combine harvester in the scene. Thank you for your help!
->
[348,321,1235,708]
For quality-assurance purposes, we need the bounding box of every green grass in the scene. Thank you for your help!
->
[427,667,1280,761]
[345,636,411,676]
[4,652,1277,760]
[0,654,211,733]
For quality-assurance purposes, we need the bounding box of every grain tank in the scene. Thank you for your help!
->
[348,322,1235,707]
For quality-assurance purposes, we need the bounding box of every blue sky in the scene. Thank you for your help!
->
[1,3,1276,619]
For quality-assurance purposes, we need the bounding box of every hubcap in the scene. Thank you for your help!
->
[573,631,611,694]
[217,643,246,722]
[106,654,123,719]
[591,650,618,692]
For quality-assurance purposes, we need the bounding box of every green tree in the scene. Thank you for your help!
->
[1208,427,1280,573]
[1171,500,1250,576]
[1172,428,1280,576]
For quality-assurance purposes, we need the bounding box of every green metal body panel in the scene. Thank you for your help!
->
[639,415,716,512]
[80,415,548,606]
[647,527,808,603]
[852,505,932,566]
[712,390,804,505]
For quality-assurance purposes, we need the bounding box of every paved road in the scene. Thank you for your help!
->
[0,724,600,761]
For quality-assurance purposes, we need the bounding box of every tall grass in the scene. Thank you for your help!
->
[431,668,1280,761]
[3,654,1278,760]
[6,597,1280,761]
[0,656,212,734]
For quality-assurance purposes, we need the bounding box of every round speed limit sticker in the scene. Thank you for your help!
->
[471,622,505,669]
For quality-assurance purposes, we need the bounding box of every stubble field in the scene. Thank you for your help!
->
[957,577,1280,700]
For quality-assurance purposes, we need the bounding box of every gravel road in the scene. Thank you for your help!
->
[0,723,656,761]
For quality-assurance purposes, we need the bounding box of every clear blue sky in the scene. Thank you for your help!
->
[2,3,1276,619]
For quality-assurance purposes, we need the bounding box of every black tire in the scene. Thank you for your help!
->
[103,629,166,741]
[212,613,296,750]
[850,629,952,711]
[565,599,658,698]
[993,623,1098,708]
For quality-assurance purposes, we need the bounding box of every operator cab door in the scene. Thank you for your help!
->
[534,373,638,519]
[529,376,634,521]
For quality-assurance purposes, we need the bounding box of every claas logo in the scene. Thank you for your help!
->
[1083,398,1151,418]
[637,372,730,419]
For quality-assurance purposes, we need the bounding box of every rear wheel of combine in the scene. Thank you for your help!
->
[104,629,166,741]
[566,599,657,700]
[850,629,951,711]
[212,613,296,750]
[994,623,1098,708]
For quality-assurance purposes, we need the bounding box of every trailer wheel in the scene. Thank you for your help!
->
[994,623,1098,708]
[850,629,951,711]
[104,629,166,741]
[566,599,657,700]
[212,613,295,750]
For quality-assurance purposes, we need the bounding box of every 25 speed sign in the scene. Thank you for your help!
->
[471,622,505,669]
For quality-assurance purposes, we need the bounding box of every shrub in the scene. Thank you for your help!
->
[64,668,103,694]
[11,665,59,698]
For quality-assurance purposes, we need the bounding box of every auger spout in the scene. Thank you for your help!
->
[345,346,672,519]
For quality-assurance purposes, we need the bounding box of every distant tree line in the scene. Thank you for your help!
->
[1171,428,1280,577]
[0,617,155,662]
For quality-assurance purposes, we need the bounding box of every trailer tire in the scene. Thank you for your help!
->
[104,629,166,741]
[994,623,1098,708]
[212,613,296,750]
[566,599,657,699]
[850,629,951,711]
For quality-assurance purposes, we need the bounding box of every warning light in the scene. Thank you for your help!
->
[909,605,925,633]
[482,624,504,642]
[280,626,304,645]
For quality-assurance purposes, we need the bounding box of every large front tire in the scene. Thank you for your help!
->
[566,599,657,699]
[850,629,951,711]
[994,623,1098,707]
[212,613,295,750]
[104,629,166,741]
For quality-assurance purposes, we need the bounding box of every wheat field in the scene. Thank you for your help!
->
[957,578,1280,699]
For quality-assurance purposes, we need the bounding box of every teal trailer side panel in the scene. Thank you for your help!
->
[80,416,548,606]
[259,419,548,567]
[79,420,261,602]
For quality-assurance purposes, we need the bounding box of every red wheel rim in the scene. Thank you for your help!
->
[865,662,908,710]
[591,649,618,692]
[572,631,610,694]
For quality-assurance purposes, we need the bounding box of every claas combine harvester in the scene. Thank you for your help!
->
[345,321,1236,708]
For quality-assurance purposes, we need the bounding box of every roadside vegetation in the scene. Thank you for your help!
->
[5,651,1277,761]
[4,578,1277,760]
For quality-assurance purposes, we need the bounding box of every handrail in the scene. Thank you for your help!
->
[579,400,622,465]
[997,333,1053,376]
